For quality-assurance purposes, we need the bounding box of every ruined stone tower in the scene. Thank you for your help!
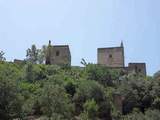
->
[98,42,125,67]
[127,63,147,76]
[97,42,146,75]
[45,40,71,66]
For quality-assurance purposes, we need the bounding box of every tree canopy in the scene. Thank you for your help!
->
[0,61,159,120]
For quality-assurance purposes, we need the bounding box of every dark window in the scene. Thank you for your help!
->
[109,54,112,58]
[138,69,141,72]
[56,51,60,56]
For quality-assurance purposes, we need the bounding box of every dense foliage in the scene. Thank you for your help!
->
[0,61,159,120]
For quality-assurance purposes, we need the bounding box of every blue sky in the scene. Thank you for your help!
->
[0,0,159,75]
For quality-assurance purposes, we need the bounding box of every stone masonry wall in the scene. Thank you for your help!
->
[47,45,71,66]
[98,47,124,67]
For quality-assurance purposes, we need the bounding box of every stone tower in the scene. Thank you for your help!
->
[45,41,71,66]
[127,63,147,76]
[97,41,147,75]
[97,42,125,67]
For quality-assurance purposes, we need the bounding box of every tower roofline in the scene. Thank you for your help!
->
[98,46,123,50]
[52,45,69,47]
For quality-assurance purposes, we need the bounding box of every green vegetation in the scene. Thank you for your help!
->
[0,50,6,61]
[0,61,159,120]
[26,44,47,64]
[0,47,159,120]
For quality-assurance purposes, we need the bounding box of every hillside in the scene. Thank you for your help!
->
[0,61,160,120]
